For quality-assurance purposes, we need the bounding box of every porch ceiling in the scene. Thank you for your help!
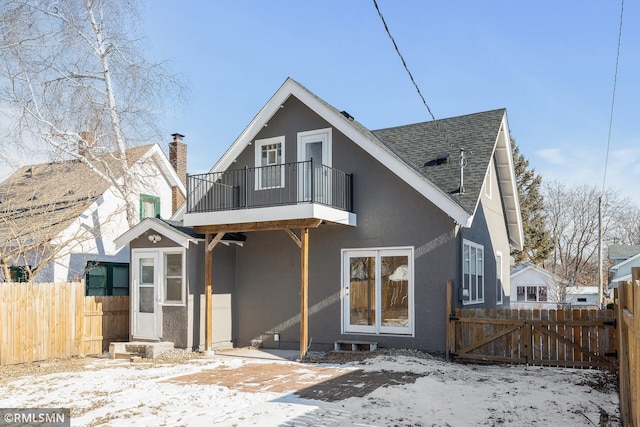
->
[194,218,324,234]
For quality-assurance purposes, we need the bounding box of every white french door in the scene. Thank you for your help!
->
[342,248,414,335]
[131,251,162,339]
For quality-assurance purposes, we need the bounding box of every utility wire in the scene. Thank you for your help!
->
[602,0,624,194]
[372,0,449,145]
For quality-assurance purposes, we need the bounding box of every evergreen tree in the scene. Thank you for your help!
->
[511,139,553,265]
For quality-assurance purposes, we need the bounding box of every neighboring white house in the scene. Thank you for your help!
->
[0,135,187,295]
[510,264,599,309]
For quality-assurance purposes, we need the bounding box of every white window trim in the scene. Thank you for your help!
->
[297,128,332,167]
[255,135,285,190]
[163,250,186,306]
[341,246,414,337]
[496,251,503,305]
[484,164,492,199]
[462,239,485,305]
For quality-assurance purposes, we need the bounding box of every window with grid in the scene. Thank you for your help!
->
[164,252,184,304]
[255,136,284,190]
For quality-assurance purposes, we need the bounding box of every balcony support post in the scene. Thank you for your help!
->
[300,227,309,361]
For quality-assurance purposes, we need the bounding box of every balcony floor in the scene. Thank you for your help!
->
[183,203,357,230]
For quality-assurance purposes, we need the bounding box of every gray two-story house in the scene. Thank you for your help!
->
[116,78,523,357]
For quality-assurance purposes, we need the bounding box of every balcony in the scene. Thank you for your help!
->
[183,160,356,228]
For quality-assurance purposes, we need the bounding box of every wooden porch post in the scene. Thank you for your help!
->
[300,227,309,360]
[205,233,213,351]
[205,232,225,351]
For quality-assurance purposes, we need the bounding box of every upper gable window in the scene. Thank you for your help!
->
[255,136,285,190]
[140,194,160,220]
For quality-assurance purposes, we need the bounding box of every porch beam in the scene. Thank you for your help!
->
[285,228,301,248]
[300,227,309,361]
[194,219,322,234]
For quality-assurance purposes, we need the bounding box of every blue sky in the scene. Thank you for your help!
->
[143,1,638,201]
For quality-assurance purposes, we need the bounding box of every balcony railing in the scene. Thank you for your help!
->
[186,160,353,214]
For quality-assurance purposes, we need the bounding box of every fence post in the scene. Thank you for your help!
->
[633,267,640,427]
[445,280,453,361]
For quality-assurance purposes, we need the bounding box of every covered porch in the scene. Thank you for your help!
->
[186,159,357,360]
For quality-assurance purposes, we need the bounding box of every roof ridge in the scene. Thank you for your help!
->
[8,143,156,171]
[371,108,506,133]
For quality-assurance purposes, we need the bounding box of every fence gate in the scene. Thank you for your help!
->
[446,307,617,369]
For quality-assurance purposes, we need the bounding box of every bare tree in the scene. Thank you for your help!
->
[544,181,639,287]
[0,0,183,227]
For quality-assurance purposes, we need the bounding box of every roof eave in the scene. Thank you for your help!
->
[114,218,202,250]
[493,113,523,250]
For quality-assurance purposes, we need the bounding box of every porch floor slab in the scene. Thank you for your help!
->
[211,348,321,361]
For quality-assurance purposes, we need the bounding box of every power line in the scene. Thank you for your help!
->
[372,0,449,145]
[602,0,624,194]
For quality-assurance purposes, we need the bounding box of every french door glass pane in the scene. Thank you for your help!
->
[349,256,376,326]
[381,256,409,327]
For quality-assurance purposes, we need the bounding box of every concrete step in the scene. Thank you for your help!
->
[109,341,175,360]
[334,340,378,352]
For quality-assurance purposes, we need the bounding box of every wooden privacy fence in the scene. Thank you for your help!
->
[616,267,640,427]
[445,282,617,369]
[0,282,129,365]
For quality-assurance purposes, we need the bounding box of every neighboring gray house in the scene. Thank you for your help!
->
[609,245,640,289]
[117,78,523,355]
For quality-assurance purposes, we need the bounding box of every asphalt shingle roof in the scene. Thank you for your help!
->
[0,145,153,244]
[608,245,640,261]
[371,109,506,214]
[292,80,506,216]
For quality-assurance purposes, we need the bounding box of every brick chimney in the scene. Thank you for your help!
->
[78,131,96,157]
[169,133,187,214]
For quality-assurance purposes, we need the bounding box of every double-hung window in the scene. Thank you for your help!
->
[463,240,484,304]
[342,247,414,335]
[255,136,284,190]
[164,252,184,304]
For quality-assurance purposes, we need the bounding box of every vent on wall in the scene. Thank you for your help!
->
[423,153,449,167]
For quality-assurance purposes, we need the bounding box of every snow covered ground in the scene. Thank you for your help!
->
[0,349,620,426]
